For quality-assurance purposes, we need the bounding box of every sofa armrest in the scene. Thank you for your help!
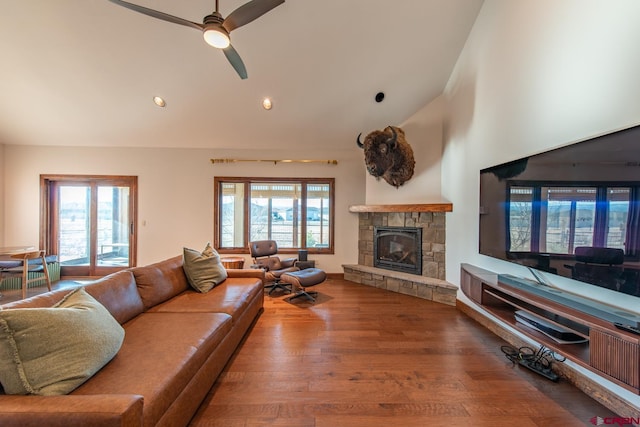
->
[0,394,143,427]
[226,268,265,284]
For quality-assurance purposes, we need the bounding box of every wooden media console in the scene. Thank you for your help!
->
[460,263,640,395]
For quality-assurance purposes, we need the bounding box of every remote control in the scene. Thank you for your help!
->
[614,322,640,335]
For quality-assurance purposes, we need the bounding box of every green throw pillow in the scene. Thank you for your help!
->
[183,242,228,293]
[0,287,125,396]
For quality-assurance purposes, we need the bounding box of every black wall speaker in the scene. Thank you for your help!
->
[298,249,308,261]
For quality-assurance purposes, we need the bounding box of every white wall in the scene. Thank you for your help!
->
[443,0,640,306]
[442,0,640,404]
[0,144,4,247]
[2,145,364,272]
[365,96,445,204]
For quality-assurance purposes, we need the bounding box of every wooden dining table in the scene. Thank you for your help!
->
[0,246,35,255]
[0,246,36,261]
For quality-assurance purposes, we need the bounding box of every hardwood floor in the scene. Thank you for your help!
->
[0,277,622,425]
[189,277,619,427]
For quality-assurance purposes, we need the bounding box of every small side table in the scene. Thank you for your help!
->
[294,260,315,270]
[220,256,245,269]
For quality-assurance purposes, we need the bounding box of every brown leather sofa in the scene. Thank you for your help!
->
[0,255,265,427]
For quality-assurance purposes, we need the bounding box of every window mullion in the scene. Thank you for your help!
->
[300,182,307,249]
[267,198,273,240]
[531,187,542,252]
[593,187,608,247]
[568,200,577,254]
[243,181,250,249]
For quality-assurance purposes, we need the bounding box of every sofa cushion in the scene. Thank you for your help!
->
[132,255,190,310]
[72,311,232,427]
[83,270,145,324]
[0,288,125,396]
[149,277,263,323]
[183,243,228,293]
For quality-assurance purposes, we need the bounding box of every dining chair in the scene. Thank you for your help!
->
[0,250,52,300]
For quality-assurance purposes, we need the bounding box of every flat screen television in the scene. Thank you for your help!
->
[479,124,640,299]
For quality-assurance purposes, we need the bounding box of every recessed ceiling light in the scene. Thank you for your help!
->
[262,97,273,110]
[153,96,166,108]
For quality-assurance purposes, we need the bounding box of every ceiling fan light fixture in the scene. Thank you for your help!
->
[203,26,230,48]
[108,0,286,78]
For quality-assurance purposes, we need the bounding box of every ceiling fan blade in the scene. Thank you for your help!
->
[108,0,204,31]
[223,45,248,79]
[222,0,285,33]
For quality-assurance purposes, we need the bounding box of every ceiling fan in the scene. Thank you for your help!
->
[107,0,285,79]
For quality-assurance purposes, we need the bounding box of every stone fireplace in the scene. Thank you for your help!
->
[343,203,457,306]
[358,210,446,278]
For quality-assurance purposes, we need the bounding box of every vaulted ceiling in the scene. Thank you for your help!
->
[0,0,483,151]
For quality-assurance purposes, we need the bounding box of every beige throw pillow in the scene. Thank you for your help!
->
[183,242,228,293]
[0,287,125,395]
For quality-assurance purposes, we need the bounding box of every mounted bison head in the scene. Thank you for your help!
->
[357,126,415,188]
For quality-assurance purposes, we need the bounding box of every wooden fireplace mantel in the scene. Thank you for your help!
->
[348,202,453,213]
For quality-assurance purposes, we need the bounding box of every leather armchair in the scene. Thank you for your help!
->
[248,240,299,294]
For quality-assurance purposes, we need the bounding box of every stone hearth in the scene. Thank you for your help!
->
[343,264,457,306]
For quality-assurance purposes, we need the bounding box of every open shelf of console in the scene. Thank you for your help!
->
[460,263,640,394]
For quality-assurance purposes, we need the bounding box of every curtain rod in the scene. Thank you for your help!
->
[210,159,338,165]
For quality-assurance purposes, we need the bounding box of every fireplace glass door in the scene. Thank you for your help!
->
[374,227,422,275]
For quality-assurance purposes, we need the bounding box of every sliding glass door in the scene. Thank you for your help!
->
[41,175,137,277]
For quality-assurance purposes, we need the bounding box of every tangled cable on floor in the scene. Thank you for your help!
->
[501,344,566,367]
[500,344,565,381]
